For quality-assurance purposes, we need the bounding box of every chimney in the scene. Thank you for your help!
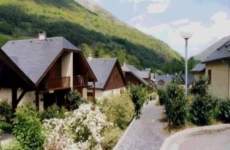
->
[38,32,46,40]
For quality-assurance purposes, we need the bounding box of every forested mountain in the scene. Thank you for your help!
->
[0,0,183,73]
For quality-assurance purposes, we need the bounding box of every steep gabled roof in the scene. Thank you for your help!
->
[122,64,149,86]
[192,63,206,73]
[87,58,119,89]
[1,37,80,85]
[197,35,230,61]
[203,41,230,63]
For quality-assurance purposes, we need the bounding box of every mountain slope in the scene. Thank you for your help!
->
[0,0,183,73]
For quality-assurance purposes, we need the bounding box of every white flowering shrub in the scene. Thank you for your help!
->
[43,104,110,150]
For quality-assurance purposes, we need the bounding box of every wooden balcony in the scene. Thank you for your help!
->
[73,75,86,88]
[47,77,70,90]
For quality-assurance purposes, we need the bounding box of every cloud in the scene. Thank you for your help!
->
[131,11,230,57]
[146,0,170,14]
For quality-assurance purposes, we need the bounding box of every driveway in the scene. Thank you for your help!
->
[114,100,169,150]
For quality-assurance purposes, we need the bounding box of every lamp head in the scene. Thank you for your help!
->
[181,32,192,40]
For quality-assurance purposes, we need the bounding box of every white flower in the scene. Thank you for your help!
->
[43,104,111,150]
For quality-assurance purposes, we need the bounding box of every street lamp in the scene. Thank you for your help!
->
[181,32,192,97]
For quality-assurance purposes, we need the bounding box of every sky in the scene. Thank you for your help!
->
[93,0,230,57]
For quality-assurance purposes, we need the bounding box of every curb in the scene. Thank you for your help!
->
[113,118,136,150]
[160,124,230,150]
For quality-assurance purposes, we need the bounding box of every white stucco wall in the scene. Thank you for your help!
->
[61,52,73,89]
[0,89,44,111]
[95,87,126,100]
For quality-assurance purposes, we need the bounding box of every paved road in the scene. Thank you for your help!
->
[114,101,169,150]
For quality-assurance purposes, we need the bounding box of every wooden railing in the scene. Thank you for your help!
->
[73,75,86,88]
[47,77,70,90]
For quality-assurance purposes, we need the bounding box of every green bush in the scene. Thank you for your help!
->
[165,83,187,127]
[13,104,44,150]
[66,91,85,110]
[0,101,14,133]
[218,100,230,123]
[0,101,14,123]
[190,95,216,125]
[40,105,67,120]
[0,121,12,133]
[129,85,148,118]
[191,78,208,96]
[98,92,134,130]
[102,127,123,150]
[157,88,168,105]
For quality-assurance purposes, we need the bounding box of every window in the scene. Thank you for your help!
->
[208,69,212,84]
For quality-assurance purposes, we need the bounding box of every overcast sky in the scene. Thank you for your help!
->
[93,0,230,57]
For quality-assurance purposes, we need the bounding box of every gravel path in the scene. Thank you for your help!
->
[114,101,169,150]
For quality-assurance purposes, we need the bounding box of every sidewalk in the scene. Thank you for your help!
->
[114,101,169,150]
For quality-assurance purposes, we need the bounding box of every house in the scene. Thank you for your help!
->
[87,58,126,99]
[0,33,97,110]
[191,63,206,81]
[122,64,150,87]
[155,74,174,87]
[202,40,230,99]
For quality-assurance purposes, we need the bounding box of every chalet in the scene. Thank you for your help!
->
[122,64,149,86]
[202,40,230,99]
[87,58,126,99]
[0,33,97,110]
[122,63,157,89]
[155,74,174,87]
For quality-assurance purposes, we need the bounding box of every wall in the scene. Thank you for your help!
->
[206,61,230,99]
[193,72,205,81]
[105,64,126,90]
[0,89,44,111]
[62,52,73,89]
[95,87,126,100]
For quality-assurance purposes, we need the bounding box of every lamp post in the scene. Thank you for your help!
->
[181,32,192,96]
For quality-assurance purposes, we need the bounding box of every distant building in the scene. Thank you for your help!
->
[122,64,155,88]
[191,63,206,81]
[88,58,126,99]
[155,74,174,87]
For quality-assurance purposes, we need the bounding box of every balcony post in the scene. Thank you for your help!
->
[93,81,96,104]
[35,91,39,111]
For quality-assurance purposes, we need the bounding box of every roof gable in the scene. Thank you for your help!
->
[203,41,230,63]
[1,37,79,85]
[122,64,149,86]
[87,58,117,89]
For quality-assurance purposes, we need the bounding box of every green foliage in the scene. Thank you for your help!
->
[129,85,148,118]
[0,101,14,123]
[189,95,217,125]
[102,127,123,150]
[218,99,230,123]
[98,92,134,130]
[40,105,67,120]
[0,101,14,133]
[164,83,187,127]
[157,88,168,105]
[188,57,199,71]
[191,78,208,96]
[0,139,23,150]
[0,0,182,73]
[66,91,85,110]
[13,104,44,150]
[0,121,12,133]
